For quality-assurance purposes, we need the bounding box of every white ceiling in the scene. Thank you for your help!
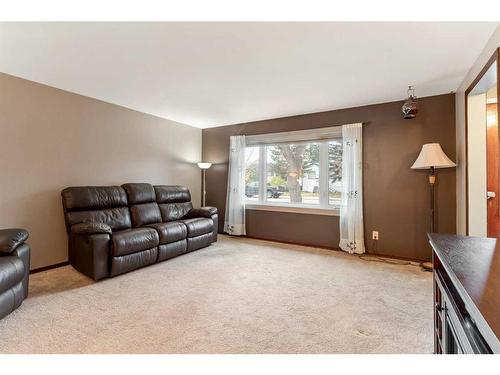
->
[0,22,497,128]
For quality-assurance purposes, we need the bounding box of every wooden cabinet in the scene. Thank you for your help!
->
[434,271,474,354]
[433,267,484,353]
[430,233,500,354]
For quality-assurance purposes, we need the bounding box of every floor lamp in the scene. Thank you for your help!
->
[197,162,212,207]
[411,143,456,270]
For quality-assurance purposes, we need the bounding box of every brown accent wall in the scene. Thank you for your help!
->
[202,93,456,261]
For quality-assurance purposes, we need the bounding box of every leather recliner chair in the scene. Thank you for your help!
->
[0,228,30,320]
[61,183,218,280]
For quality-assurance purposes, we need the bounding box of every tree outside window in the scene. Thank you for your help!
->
[244,139,342,208]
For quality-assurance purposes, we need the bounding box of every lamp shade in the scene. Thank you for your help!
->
[197,162,212,170]
[411,143,456,170]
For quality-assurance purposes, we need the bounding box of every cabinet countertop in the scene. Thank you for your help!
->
[428,233,500,352]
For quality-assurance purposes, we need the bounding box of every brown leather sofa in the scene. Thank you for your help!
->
[0,229,30,320]
[61,183,218,280]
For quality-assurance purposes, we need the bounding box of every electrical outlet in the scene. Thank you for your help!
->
[372,231,379,240]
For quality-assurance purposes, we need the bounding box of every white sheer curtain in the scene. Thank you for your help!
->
[339,123,365,254]
[224,135,246,236]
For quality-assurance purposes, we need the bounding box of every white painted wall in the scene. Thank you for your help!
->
[456,25,500,235]
[467,93,487,236]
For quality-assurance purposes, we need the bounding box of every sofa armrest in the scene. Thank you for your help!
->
[185,207,218,219]
[11,243,30,299]
[0,228,29,255]
[68,232,110,280]
[70,222,112,235]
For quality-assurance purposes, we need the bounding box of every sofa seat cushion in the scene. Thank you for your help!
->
[111,228,159,257]
[179,218,213,238]
[0,257,25,294]
[147,222,187,244]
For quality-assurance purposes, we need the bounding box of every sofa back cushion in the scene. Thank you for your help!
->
[154,185,193,222]
[61,186,131,232]
[122,183,161,227]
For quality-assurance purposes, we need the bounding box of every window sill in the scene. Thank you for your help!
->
[245,203,340,216]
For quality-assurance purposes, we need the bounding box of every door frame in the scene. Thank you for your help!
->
[465,48,500,235]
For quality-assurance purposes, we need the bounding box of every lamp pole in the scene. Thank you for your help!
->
[202,168,207,207]
[429,166,436,233]
[421,167,437,272]
[197,162,212,207]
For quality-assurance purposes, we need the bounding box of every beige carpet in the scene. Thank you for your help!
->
[0,235,433,354]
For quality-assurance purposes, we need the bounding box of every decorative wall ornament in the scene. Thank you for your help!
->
[402,85,418,119]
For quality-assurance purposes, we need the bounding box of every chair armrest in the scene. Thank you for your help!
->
[0,228,29,255]
[184,207,218,219]
[70,222,112,235]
